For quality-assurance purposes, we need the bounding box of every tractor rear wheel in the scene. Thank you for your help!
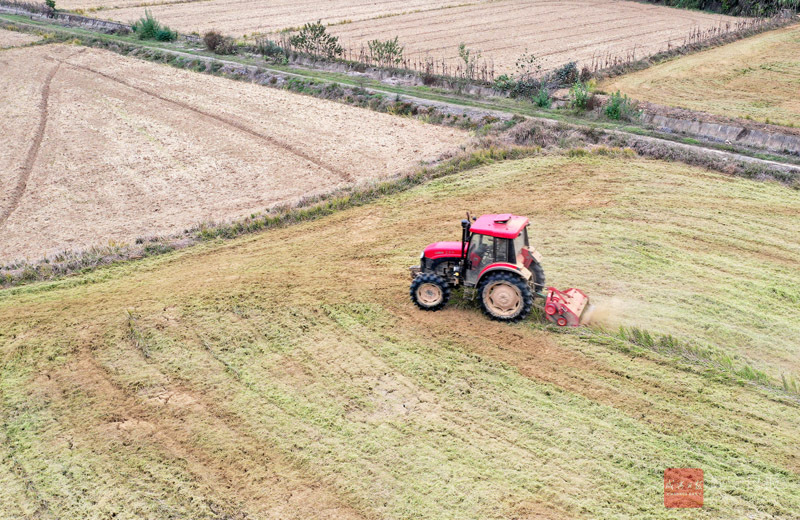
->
[410,273,450,311]
[478,271,533,322]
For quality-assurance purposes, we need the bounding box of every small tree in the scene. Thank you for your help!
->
[458,42,482,79]
[45,0,56,10]
[368,36,404,67]
[290,20,343,59]
[514,50,541,82]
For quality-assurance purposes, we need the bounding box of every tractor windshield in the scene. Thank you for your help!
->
[513,226,529,261]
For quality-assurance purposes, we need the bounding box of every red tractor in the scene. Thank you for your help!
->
[409,213,592,325]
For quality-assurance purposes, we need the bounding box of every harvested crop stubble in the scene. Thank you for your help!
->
[328,0,740,73]
[0,25,40,47]
[0,44,465,263]
[91,0,486,35]
[602,23,800,127]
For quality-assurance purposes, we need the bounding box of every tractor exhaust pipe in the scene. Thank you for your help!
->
[459,215,471,277]
[543,287,594,326]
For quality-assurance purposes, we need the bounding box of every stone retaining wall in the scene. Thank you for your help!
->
[642,112,800,156]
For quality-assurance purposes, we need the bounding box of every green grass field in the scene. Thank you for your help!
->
[602,24,800,127]
[1,154,799,518]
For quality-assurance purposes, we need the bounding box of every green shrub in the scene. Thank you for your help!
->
[534,86,551,108]
[368,36,404,67]
[45,0,56,9]
[552,61,578,86]
[132,10,177,41]
[604,90,639,121]
[569,80,591,110]
[255,37,285,58]
[493,74,514,92]
[203,30,221,50]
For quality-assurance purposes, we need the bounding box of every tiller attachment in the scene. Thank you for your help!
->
[544,287,594,327]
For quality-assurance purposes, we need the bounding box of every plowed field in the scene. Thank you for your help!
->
[328,0,738,72]
[0,44,465,263]
[66,0,485,33]
[83,0,737,73]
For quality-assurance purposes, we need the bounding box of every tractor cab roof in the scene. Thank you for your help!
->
[470,214,529,239]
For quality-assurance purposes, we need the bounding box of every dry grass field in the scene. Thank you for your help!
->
[602,23,800,127]
[1,154,799,519]
[0,44,465,264]
[0,26,39,47]
[83,0,737,73]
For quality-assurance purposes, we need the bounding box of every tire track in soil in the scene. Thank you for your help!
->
[57,58,355,183]
[0,61,60,230]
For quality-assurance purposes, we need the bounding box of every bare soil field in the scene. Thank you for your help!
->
[94,0,737,73]
[328,0,739,72]
[602,23,800,127]
[0,44,465,264]
[2,155,798,519]
[77,0,486,34]
[0,25,39,47]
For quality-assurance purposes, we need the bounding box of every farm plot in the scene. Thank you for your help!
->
[79,0,488,35]
[602,23,800,127]
[0,26,39,47]
[95,0,738,73]
[2,155,799,519]
[0,44,465,263]
[327,0,740,73]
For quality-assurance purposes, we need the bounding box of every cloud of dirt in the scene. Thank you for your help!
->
[584,296,631,328]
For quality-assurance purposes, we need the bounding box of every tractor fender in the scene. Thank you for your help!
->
[477,263,531,285]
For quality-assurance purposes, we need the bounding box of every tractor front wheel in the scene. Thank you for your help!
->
[410,273,450,311]
[478,272,533,322]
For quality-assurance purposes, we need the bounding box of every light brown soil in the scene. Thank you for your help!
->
[0,44,465,263]
[85,0,485,34]
[92,0,739,73]
[327,0,741,72]
[0,26,40,47]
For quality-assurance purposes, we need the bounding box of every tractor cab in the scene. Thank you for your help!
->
[409,213,592,325]
[463,213,539,286]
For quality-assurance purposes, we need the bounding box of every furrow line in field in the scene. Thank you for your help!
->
[330,2,597,38]
[401,15,709,58]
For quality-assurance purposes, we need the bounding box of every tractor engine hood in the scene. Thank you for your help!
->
[423,241,466,260]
